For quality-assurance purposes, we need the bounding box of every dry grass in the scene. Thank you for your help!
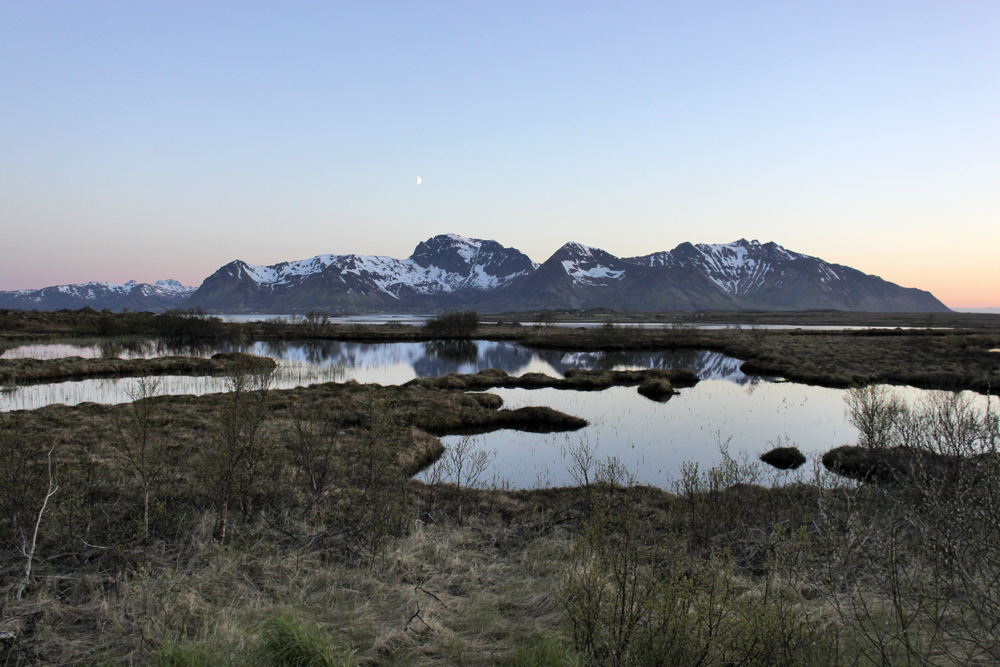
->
[2,489,580,666]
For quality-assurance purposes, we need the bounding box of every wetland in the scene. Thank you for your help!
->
[2,308,1000,666]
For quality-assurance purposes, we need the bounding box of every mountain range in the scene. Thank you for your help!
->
[0,234,950,313]
[0,280,195,312]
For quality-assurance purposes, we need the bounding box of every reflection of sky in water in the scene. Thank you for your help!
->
[1,342,749,411]
[4,340,994,491]
[427,384,998,490]
[0,364,346,412]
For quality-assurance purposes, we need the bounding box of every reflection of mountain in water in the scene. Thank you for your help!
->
[6,338,752,385]
[412,342,536,376]
[243,340,538,377]
[243,341,749,384]
[543,349,750,384]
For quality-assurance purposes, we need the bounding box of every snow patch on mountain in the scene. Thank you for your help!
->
[229,235,535,298]
[443,233,482,263]
[22,281,194,301]
[561,261,624,284]
[629,239,844,296]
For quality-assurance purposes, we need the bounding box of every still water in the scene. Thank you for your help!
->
[0,340,749,410]
[431,383,854,489]
[2,339,992,489]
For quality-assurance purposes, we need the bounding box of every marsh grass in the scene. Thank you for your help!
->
[4,362,1000,665]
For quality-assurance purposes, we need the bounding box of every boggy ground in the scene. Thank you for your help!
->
[0,352,276,386]
[5,308,1000,393]
[4,379,589,475]
[6,432,997,666]
[3,363,1000,665]
[403,367,698,395]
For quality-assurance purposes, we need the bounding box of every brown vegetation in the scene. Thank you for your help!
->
[403,367,698,393]
[4,308,1000,393]
[3,310,1000,665]
[0,352,276,385]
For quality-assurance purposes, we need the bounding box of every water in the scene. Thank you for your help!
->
[449,385,998,490]
[3,339,993,491]
[217,314,434,325]
[429,382,855,489]
[0,340,749,410]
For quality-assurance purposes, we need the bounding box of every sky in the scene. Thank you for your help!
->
[1,2,998,308]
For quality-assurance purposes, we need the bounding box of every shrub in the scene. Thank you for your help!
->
[424,310,479,338]
[845,384,908,449]
[560,461,832,666]
[201,358,275,540]
[335,391,411,560]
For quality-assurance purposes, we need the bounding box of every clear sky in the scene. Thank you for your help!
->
[1,1,997,307]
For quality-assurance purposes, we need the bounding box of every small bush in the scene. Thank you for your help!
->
[424,310,479,338]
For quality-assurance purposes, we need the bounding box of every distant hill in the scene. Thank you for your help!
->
[952,307,1000,314]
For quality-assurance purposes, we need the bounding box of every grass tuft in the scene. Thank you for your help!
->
[154,642,224,667]
[257,611,357,667]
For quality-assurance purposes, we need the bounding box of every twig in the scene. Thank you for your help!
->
[16,448,58,601]
[404,601,430,631]
[415,586,441,602]
[82,540,110,550]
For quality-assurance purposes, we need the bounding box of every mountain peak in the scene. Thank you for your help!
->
[559,241,596,256]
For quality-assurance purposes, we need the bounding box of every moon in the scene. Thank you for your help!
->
[416,176,422,185]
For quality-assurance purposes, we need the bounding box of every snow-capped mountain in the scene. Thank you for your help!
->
[0,279,196,312]
[2,235,949,313]
[187,235,948,313]
[633,240,805,296]
[624,239,940,311]
[189,234,537,311]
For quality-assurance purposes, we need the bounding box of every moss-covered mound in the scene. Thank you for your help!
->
[636,378,677,402]
[759,446,807,470]
[403,367,699,392]
[821,445,999,485]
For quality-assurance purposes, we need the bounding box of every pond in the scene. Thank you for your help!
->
[428,383,864,489]
[2,338,994,490]
[0,340,749,410]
